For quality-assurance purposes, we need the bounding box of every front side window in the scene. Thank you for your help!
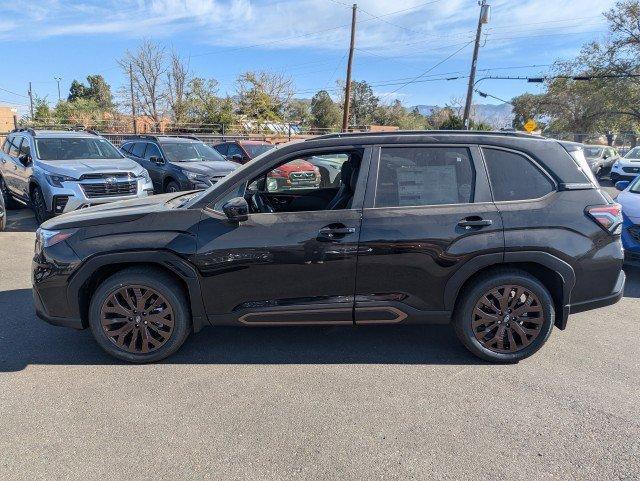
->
[7,135,20,157]
[18,138,31,156]
[120,142,133,153]
[244,143,275,158]
[144,143,162,160]
[483,148,554,202]
[35,137,123,161]
[227,143,245,159]
[131,142,146,158]
[214,143,229,156]
[375,147,474,208]
[584,147,603,158]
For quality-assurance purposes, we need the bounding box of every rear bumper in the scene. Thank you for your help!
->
[567,270,625,316]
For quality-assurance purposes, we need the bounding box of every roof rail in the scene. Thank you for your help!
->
[11,127,37,137]
[310,130,541,141]
[125,134,200,141]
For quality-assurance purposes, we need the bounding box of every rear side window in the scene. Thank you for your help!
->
[375,147,475,207]
[120,143,133,153]
[131,142,146,158]
[483,148,554,202]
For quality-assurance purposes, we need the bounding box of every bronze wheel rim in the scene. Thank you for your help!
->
[472,285,545,354]
[100,285,174,354]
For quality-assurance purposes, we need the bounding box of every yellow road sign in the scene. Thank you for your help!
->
[523,119,537,133]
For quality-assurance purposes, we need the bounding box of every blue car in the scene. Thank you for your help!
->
[615,176,640,265]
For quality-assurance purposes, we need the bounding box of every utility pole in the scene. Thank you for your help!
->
[28,82,34,121]
[129,63,138,134]
[54,77,62,103]
[341,3,357,133]
[462,0,490,130]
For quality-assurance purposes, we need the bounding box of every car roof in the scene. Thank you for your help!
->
[124,135,200,144]
[237,140,271,145]
[15,129,101,139]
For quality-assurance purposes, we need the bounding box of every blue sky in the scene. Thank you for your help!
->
[0,0,615,116]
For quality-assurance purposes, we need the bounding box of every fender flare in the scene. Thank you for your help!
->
[443,251,575,327]
[67,250,207,332]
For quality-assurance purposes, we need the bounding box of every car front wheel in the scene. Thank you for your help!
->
[31,186,51,225]
[453,269,555,363]
[88,268,191,363]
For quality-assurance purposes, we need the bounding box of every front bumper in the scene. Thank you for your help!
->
[33,287,83,329]
[47,178,155,214]
[610,163,640,180]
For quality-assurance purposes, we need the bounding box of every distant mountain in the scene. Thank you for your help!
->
[413,103,514,128]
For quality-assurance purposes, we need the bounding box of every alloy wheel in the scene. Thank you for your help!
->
[472,285,545,353]
[100,285,175,354]
[33,189,47,224]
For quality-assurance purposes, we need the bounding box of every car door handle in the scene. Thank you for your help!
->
[458,217,493,228]
[318,226,356,239]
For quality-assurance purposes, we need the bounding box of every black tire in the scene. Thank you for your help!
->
[165,180,181,193]
[453,269,555,363]
[0,176,20,210]
[0,193,5,231]
[88,267,191,363]
[31,185,51,225]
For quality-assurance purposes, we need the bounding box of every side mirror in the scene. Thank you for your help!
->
[18,154,32,167]
[222,196,249,222]
[149,156,164,165]
[230,154,244,162]
[615,180,630,191]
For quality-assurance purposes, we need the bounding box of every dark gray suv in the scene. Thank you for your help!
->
[33,131,624,363]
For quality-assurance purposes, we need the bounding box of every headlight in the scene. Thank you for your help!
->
[46,174,76,187]
[35,228,77,253]
[137,170,152,183]
[185,171,210,184]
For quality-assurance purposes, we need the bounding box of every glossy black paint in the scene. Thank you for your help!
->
[33,131,624,335]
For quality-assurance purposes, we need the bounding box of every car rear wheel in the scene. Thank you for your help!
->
[453,269,555,363]
[88,268,191,363]
[31,186,51,225]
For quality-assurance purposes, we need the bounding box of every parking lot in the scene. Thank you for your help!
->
[1,188,639,480]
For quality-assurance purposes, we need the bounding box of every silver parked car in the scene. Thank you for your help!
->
[0,129,154,224]
[583,144,620,178]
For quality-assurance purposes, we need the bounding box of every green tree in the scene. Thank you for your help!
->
[185,78,237,130]
[67,75,114,111]
[347,80,379,126]
[236,71,294,122]
[33,96,52,122]
[310,90,341,131]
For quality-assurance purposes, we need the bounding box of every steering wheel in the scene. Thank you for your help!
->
[251,192,275,213]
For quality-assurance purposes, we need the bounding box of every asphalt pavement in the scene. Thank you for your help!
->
[0,193,638,480]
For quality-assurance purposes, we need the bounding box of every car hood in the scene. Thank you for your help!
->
[41,192,186,230]
[176,160,238,176]
[38,158,144,177]
[617,190,640,224]
[619,157,640,164]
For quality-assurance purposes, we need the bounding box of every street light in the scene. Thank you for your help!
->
[54,76,62,102]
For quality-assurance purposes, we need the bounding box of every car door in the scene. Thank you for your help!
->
[142,142,164,191]
[2,134,21,196]
[354,144,504,324]
[14,136,33,200]
[193,146,372,325]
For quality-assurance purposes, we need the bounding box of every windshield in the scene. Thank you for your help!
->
[244,144,275,158]
[35,137,123,161]
[583,147,603,158]
[161,142,226,162]
[629,176,640,194]
[625,147,640,159]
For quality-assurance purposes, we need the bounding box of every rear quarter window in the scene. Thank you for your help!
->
[482,147,555,202]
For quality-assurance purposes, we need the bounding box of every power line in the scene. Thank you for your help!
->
[388,40,474,94]
[0,85,29,99]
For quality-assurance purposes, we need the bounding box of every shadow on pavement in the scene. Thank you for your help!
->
[0,288,481,372]
[3,267,638,372]
[3,208,37,233]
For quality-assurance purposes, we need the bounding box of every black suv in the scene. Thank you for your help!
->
[120,135,238,193]
[33,131,625,363]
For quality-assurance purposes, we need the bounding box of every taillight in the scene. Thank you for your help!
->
[585,204,622,234]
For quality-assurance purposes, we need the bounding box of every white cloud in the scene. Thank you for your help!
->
[0,0,617,58]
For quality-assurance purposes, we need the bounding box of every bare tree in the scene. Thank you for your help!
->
[167,51,190,124]
[119,40,167,127]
